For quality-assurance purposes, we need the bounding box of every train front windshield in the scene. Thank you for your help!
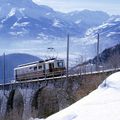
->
[57,60,64,68]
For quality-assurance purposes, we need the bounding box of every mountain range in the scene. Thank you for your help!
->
[0,0,109,40]
[0,0,120,66]
[85,15,120,51]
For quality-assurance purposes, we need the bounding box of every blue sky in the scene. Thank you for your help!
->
[33,0,120,15]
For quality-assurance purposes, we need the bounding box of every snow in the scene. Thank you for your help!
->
[13,22,30,27]
[19,8,25,13]
[19,8,25,16]
[1,8,16,23]
[8,8,16,17]
[9,31,23,36]
[106,32,120,37]
[86,19,117,36]
[107,16,120,23]
[53,19,62,28]
[37,32,49,40]
[32,71,120,120]
[75,20,81,24]
[46,12,51,16]
[114,17,120,22]
[9,28,28,36]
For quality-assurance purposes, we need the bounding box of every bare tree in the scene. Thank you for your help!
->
[107,52,120,69]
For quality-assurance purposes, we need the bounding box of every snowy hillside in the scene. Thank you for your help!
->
[85,15,120,51]
[32,71,120,120]
[0,0,109,39]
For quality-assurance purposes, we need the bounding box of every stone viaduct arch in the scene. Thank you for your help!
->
[31,86,59,118]
[5,89,24,120]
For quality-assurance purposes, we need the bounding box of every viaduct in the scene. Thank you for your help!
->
[0,69,119,120]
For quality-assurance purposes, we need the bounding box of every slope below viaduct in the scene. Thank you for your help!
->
[0,69,119,120]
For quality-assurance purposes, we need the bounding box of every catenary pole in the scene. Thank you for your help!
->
[3,52,6,95]
[66,34,69,81]
[96,33,100,71]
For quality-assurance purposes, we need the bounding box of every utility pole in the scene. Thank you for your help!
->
[96,33,100,71]
[3,52,6,95]
[66,34,69,81]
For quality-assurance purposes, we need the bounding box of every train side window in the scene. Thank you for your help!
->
[58,62,63,67]
[49,63,54,68]
[34,66,37,71]
[30,67,32,69]
[38,66,42,69]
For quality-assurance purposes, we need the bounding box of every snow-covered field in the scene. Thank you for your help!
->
[32,71,120,120]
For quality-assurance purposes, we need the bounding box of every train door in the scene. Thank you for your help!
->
[43,64,45,73]
[49,63,54,72]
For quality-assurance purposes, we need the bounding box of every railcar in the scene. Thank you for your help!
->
[14,58,65,81]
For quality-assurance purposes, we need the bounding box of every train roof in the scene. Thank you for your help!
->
[16,58,63,68]
[18,60,42,67]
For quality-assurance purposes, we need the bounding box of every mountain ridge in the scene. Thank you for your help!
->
[0,0,109,39]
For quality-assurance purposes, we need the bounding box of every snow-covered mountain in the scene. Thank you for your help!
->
[85,15,120,51]
[0,0,109,40]
[0,0,119,61]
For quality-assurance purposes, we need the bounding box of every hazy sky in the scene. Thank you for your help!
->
[33,0,120,15]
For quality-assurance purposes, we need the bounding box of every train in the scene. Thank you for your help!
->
[14,58,66,81]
